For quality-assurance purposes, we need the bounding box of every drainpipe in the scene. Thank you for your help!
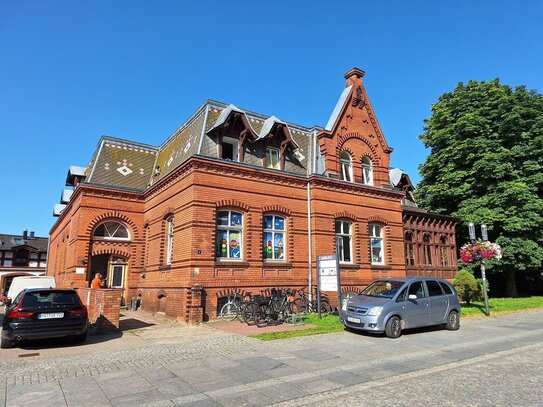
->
[307,181,313,304]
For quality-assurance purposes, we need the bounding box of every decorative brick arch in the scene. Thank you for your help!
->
[339,147,355,158]
[216,199,250,212]
[337,133,379,163]
[341,285,363,294]
[262,204,292,217]
[366,216,389,225]
[86,212,139,240]
[162,208,175,220]
[90,246,131,259]
[334,212,358,222]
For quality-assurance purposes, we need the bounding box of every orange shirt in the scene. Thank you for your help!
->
[91,277,102,289]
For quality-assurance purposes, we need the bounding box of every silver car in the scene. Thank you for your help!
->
[341,277,461,338]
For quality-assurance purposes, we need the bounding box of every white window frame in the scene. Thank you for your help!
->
[222,136,239,162]
[335,220,353,263]
[362,156,373,185]
[369,223,384,265]
[263,214,286,261]
[216,210,243,260]
[93,221,131,241]
[166,217,174,266]
[265,147,280,169]
[340,151,353,182]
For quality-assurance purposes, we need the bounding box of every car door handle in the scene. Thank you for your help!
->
[425,303,429,307]
[443,300,448,304]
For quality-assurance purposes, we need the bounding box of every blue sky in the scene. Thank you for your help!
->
[1,1,542,237]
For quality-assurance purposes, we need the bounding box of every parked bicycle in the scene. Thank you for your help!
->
[253,288,297,327]
[292,287,332,314]
[219,292,243,321]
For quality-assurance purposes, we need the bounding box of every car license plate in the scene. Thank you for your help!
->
[347,316,361,324]
[38,312,64,319]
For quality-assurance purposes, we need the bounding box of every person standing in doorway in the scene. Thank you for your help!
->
[91,273,103,289]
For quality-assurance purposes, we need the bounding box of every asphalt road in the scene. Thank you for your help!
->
[1,310,542,406]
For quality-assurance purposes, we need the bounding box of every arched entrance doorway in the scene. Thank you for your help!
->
[89,254,128,303]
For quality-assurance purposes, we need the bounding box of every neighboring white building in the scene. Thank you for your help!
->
[0,231,48,296]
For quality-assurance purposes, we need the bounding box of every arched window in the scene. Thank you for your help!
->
[405,231,415,266]
[362,156,373,185]
[263,215,285,260]
[369,223,384,265]
[340,151,353,182]
[93,221,130,241]
[440,235,449,266]
[216,210,243,260]
[423,234,433,265]
[335,220,352,263]
[165,217,174,266]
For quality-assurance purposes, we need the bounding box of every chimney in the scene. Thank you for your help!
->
[344,67,365,87]
[23,230,28,239]
[30,231,35,238]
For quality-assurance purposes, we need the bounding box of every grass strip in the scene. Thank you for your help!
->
[250,296,543,341]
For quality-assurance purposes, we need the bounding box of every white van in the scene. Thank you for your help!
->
[6,276,56,301]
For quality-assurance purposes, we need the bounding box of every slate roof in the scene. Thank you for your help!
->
[86,137,158,191]
[68,92,372,192]
[0,234,48,252]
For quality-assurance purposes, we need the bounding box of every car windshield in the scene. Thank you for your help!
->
[23,291,79,307]
[360,280,405,299]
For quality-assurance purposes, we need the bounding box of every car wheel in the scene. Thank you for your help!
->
[446,310,460,331]
[1,336,14,349]
[385,316,402,338]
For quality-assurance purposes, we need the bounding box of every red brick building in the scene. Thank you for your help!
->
[48,68,457,322]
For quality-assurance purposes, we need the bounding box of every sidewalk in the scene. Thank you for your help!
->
[1,311,542,406]
[0,310,227,363]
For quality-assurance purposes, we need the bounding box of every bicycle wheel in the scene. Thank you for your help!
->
[243,301,258,326]
[255,304,269,328]
[293,298,307,314]
[220,301,239,321]
[320,300,332,314]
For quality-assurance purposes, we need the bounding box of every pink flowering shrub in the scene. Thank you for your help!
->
[460,240,503,263]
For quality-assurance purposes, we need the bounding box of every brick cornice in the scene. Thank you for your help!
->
[309,176,403,200]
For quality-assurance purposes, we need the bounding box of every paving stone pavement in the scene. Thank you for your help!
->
[1,310,542,406]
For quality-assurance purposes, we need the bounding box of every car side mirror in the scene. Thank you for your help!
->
[408,294,418,301]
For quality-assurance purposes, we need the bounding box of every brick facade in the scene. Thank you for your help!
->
[48,68,458,323]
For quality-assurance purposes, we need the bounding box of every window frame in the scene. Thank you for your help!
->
[165,217,174,266]
[265,147,281,170]
[362,156,373,185]
[369,223,385,265]
[423,233,433,266]
[340,151,353,182]
[221,136,239,162]
[216,210,243,260]
[92,221,131,241]
[263,214,286,261]
[335,220,353,264]
[439,235,449,266]
[404,231,415,266]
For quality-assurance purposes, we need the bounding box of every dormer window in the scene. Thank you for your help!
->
[340,151,353,182]
[221,137,239,161]
[265,147,280,169]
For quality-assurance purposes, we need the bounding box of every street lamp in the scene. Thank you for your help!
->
[468,223,490,316]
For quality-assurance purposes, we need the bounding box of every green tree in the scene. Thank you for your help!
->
[417,79,543,297]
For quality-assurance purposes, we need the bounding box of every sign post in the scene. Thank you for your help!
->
[317,255,341,319]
